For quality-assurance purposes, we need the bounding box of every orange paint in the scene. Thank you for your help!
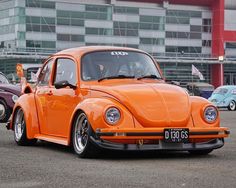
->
[10,46,229,151]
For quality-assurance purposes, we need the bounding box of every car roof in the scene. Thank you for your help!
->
[217,85,236,89]
[54,46,147,58]
[187,82,214,87]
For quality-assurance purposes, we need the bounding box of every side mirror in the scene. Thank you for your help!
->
[54,80,76,90]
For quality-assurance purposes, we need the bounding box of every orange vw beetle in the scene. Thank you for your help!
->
[8,46,229,158]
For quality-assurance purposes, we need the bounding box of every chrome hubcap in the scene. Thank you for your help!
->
[0,104,6,119]
[230,101,236,110]
[14,109,24,141]
[74,114,89,153]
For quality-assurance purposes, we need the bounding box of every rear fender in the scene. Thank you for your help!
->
[11,93,39,139]
[0,91,15,109]
[224,97,235,106]
[67,97,134,145]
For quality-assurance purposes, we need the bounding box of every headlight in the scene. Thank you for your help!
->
[12,95,19,103]
[204,106,218,123]
[105,107,121,125]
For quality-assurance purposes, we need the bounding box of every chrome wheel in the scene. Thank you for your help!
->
[74,113,89,154]
[0,103,6,120]
[229,101,236,111]
[14,109,24,141]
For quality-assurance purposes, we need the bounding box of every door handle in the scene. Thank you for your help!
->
[46,90,53,96]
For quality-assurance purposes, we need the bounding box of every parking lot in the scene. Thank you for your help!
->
[0,110,235,188]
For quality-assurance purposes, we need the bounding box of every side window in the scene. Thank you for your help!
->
[231,89,236,95]
[38,59,54,85]
[54,58,77,86]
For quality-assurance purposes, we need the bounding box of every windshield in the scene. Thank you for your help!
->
[81,51,161,81]
[213,88,228,95]
[0,73,10,84]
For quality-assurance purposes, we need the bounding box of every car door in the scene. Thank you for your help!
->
[44,57,80,138]
[34,58,55,135]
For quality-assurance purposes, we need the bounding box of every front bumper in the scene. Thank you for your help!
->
[91,137,225,151]
[92,127,229,151]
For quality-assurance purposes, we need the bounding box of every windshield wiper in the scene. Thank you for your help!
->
[137,74,162,80]
[98,75,135,82]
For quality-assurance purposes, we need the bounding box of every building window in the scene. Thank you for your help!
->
[114,29,138,36]
[85,28,112,36]
[140,15,164,24]
[203,25,211,33]
[202,19,212,33]
[57,34,84,42]
[190,33,201,39]
[85,5,112,20]
[202,40,211,47]
[0,25,15,35]
[140,38,164,45]
[26,16,55,33]
[166,10,201,18]
[139,15,165,31]
[190,25,202,32]
[26,0,55,9]
[226,42,236,49]
[166,17,190,24]
[26,40,55,48]
[114,21,139,36]
[114,22,139,29]
[17,32,25,40]
[166,46,201,53]
[114,6,139,14]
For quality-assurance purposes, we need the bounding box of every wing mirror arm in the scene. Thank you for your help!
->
[54,80,77,90]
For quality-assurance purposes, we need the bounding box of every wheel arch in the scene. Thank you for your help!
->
[68,108,85,146]
[228,99,236,110]
[67,97,134,146]
[11,94,39,139]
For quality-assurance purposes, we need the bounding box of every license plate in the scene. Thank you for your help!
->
[164,129,189,143]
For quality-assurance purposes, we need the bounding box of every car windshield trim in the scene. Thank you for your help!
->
[137,74,162,80]
[81,50,161,82]
[0,73,10,84]
[98,75,135,82]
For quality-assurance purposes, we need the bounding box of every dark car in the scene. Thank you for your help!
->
[187,82,215,99]
[0,72,21,123]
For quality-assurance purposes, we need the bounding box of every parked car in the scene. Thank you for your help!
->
[208,85,236,111]
[0,72,20,123]
[0,63,42,123]
[8,46,229,158]
[0,72,10,84]
[187,82,215,99]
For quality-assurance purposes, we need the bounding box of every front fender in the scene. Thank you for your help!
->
[10,93,39,139]
[190,96,220,128]
[68,97,135,138]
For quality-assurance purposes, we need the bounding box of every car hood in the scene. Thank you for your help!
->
[90,82,191,127]
[0,84,21,96]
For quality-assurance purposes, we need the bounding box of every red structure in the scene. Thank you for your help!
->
[130,0,236,87]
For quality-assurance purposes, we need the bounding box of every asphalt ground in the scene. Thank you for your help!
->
[0,110,235,188]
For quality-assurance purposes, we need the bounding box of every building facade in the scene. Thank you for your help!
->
[0,0,236,86]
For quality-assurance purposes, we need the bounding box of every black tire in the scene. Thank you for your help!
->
[188,149,213,155]
[0,99,11,123]
[228,101,236,111]
[72,112,99,158]
[13,108,37,146]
